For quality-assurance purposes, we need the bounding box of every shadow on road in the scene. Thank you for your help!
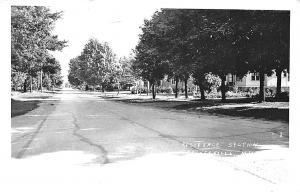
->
[11,99,41,117]
[102,97,289,123]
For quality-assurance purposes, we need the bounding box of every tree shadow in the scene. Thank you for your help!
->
[104,97,289,123]
[11,99,41,117]
[203,107,289,123]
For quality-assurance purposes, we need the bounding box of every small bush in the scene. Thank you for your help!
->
[265,88,275,97]
[232,85,239,93]
[131,87,137,94]
[141,88,147,93]
[131,87,148,94]
[276,92,289,101]
[207,91,221,98]
[166,86,173,94]
[156,86,173,94]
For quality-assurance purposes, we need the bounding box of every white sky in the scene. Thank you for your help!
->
[1,0,298,83]
[49,0,160,82]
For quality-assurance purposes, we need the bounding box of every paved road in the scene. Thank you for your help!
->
[11,89,289,190]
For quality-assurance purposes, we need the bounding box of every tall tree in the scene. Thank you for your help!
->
[67,39,118,91]
[68,57,84,88]
[150,9,197,99]
[133,43,168,99]
[232,10,290,102]
[11,6,67,92]
[133,9,289,102]
[270,12,290,97]
[187,10,240,101]
[118,56,136,91]
[133,13,169,99]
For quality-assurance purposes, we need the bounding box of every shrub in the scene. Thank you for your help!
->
[232,85,239,93]
[204,73,222,92]
[265,88,275,97]
[248,87,253,93]
[11,72,27,91]
[207,91,221,98]
[131,87,137,94]
[156,86,173,94]
[43,75,52,90]
[276,92,289,101]
[166,86,173,94]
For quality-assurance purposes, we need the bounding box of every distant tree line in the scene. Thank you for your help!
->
[68,39,136,92]
[133,9,289,101]
[11,6,67,92]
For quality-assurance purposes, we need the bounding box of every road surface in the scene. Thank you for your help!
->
[11,89,289,192]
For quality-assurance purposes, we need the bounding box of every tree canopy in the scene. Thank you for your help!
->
[133,9,289,101]
[68,39,119,90]
[11,6,67,91]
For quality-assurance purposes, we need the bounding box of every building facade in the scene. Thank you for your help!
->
[131,71,289,93]
[226,71,289,91]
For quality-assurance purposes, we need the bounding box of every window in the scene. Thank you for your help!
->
[169,78,174,84]
[236,76,242,81]
[228,74,233,82]
[251,73,260,81]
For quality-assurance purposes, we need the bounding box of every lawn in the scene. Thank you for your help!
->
[102,93,289,123]
[11,91,54,117]
[11,99,40,117]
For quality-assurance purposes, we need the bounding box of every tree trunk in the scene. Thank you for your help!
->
[40,70,43,92]
[276,69,282,98]
[151,83,156,99]
[30,76,33,92]
[259,71,265,102]
[175,77,178,98]
[199,83,205,100]
[184,78,188,99]
[23,79,27,92]
[117,83,120,95]
[221,75,226,102]
[147,81,150,96]
[139,84,142,95]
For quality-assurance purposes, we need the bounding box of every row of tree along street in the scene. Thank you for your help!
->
[133,9,289,101]
[11,6,67,92]
[68,39,136,92]
[67,9,289,102]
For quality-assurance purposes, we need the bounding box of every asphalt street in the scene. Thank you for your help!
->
[11,89,289,191]
[12,89,288,161]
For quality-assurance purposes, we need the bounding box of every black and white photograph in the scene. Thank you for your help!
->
[1,0,300,191]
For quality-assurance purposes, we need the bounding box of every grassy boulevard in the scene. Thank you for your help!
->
[101,92,289,123]
[102,93,289,139]
[11,91,55,117]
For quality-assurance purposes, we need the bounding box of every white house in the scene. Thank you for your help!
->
[226,71,289,91]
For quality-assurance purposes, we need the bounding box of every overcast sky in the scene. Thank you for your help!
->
[49,0,159,82]
[1,0,296,84]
